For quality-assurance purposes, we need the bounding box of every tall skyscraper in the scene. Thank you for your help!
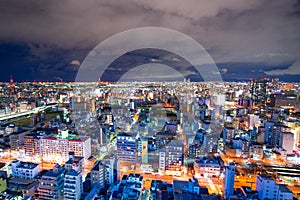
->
[224,162,235,200]
[250,78,269,106]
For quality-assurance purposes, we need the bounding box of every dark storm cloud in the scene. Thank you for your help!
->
[0,0,299,80]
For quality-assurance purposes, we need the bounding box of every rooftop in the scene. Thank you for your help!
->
[12,160,39,169]
[43,164,65,177]
[91,161,105,171]
[278,184,293,193]
[65,169,80,176]
[65,156,84,165]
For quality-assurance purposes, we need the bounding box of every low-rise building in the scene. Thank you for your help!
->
[249,143,264,159]
[109,174,143,200]
[11,160,39,180]
[256,174,293,200]
[194,156,223,178]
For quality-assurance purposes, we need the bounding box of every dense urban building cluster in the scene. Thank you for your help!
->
[0,77,299,199]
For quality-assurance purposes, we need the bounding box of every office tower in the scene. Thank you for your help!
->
[90,161,106,188]
[159,140,184,174]
[37,164,66,200]
[64,169,83,200]
[271,123,291,148]
[117,132,138,163]
[264,121,274,143]
[224,162,235,200]
[256,174,293,200]
[250,78,269,106]
[198,97,208,121]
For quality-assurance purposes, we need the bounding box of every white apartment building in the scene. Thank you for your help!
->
[40,136,91,163]
[11,160,39,180]
[256,174,293,200]
[64,169,83,200]
[194,156,222,178]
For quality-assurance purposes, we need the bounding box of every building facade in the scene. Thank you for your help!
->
[224,162,235,200]
[256,174,293,200]
[11,160,39,180]
[117,132,138,163]
[37,164,66,200]
[64,169,83,200]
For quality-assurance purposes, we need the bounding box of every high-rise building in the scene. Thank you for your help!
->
[159,140,184,175]
[64,169,83,200]
[68,136,91,159]
[250,78,269,106]
[101,154,119,185]
[224,162,235,200]
[223,126,235,143]
[271,123,291,148]
[264,121,274,144]
[117,132,138,163]
[40,137,69,163]
[90,161,106,188]
[37,164,66,200]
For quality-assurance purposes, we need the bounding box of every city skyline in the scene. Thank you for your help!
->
[0,0,300,82]
[0,1,300,200]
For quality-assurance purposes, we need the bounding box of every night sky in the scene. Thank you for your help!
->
[0,0,300,82]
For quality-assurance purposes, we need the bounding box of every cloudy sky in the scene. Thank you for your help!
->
[0,0,299,82]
